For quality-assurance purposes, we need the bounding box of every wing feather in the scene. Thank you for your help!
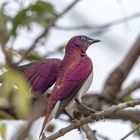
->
[50,57,93,117]
[18,59,62,94]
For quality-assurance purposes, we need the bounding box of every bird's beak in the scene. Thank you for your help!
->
[87,38,101,45]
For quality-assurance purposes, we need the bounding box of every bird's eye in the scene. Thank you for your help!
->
[80,36,87,42]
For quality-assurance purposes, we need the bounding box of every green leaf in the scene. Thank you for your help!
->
[11,9,27,36]
[2,69,31,118]
[11,1,55,36]
[18,49,43,61]
[0,10,10,40]
[0,123,6,140]
[57,44,66,52]
[26,53,43,61]
[30,1,54,13]
[0,110,15,119]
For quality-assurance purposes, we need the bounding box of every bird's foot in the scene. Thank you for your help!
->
[75,97,97,113]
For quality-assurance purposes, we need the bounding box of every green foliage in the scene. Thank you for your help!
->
[11,1,55,36]
[0,0,56,45]
[0,0,60,120]
[57,44,66,52]
[0,69,31,118]
[0,123,6,140]
[19,49,43,61]
[11,9,27,36]
[0,9,10,41]
[124,94,132,102]
[26,53,43,61]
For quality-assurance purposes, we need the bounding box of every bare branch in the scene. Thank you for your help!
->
[108,110,140,123]
[81,124,97,140]
[54,12,140,31]
[12,96,48,140]
[102,35,140,101]
[81,94,140,123]
[42,99,140,140]
[77,94,140,123]
[120,123,140,140]
[117,80,140,100]
[95,131,111,140]
[0,32,14,67]
[16,0,81,65]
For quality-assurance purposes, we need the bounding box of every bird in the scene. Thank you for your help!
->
[18,58,62,96]
[39,35,100,138]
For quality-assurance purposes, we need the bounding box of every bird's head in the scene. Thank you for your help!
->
[67,35,100,53]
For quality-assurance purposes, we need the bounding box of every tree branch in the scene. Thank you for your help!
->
[102,35,140,101]
[117,80,140,100]
[120,123,140,140]
[42,99,140,140]
[108,110,140,123]
[81,124,97,140]
[15,0,81,65]
[75,94,140,123]
[12,96,48,140]
[0,32,13,67]
[95,131,111,140]
[54,12,140,31]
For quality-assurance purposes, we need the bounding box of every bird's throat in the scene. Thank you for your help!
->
[65,44,86,60]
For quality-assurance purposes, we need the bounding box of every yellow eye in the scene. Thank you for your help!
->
[80,36,87,42]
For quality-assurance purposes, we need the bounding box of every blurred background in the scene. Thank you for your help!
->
[0,0,140,140]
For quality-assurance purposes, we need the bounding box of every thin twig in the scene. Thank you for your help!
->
[95,131,111,140]
[108,109,140,123]
[81,124,97,140]
[0,32,14,67]
[15,0,81,65]
[120,123,140,140]
[102,35,140,101]
[12,96,48,140]
[42,99,140,140]
[54,12,140,31]
[117,80,140,100]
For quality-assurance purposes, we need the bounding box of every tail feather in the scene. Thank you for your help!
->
[39,114,49,138]
[39,100,61,138]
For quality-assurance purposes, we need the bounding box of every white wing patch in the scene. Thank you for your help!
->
[76,71,93,102]
[41,101,61,138]
[66,71,93,113]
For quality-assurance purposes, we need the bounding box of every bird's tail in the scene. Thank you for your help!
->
[39,114,50,139]
[39,100,60,138]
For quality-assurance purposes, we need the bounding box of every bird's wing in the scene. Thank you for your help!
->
[51,57,93,117]
[39,57,93,138]
[18,59,62,94]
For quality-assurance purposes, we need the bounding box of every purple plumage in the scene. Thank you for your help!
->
[39,35,100,138]
[18,59,62,95]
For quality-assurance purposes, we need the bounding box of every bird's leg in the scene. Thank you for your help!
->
[75,95,97,113]
[63,109,75,120]
[63,109,82,133]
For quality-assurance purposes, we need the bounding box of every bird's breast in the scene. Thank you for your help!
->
[66,71,93,113]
